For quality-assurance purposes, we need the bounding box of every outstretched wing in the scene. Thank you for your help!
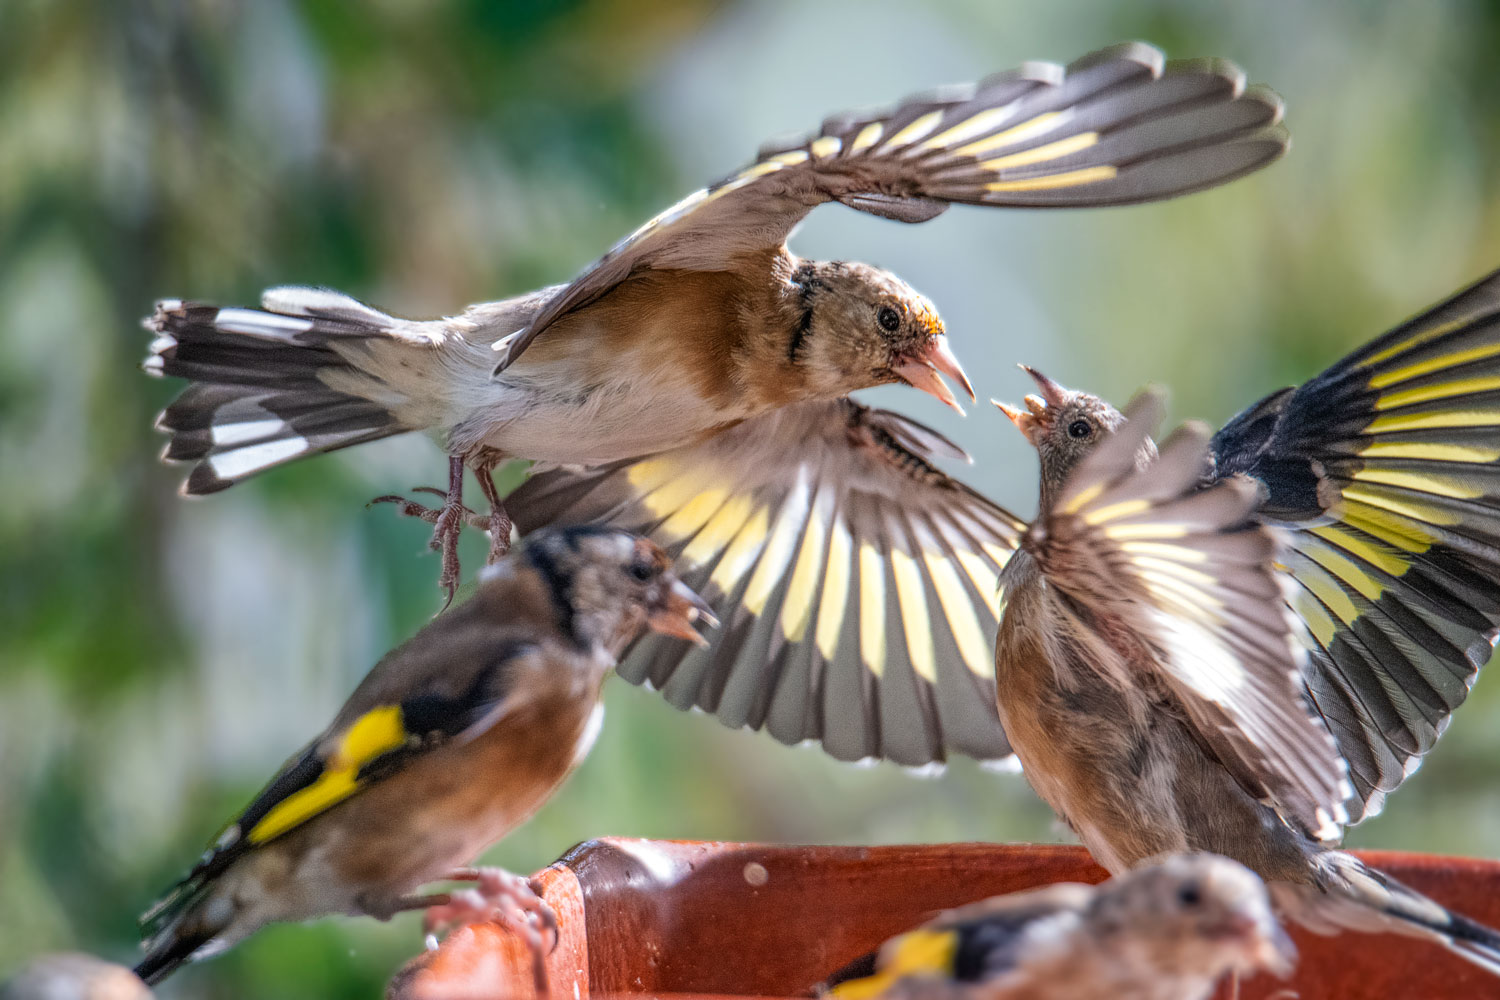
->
[508,400,1026,767]
[496,42,1286,372]
[1213,268,1500,823]
[1033,391,1350,841]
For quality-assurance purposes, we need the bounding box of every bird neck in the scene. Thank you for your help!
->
[1036,461,1071,514]
[732,254,846,409]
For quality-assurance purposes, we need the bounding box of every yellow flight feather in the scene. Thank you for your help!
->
[955,110,1066,157]
[248,706,408,845]
[829,929,959,1000]
[981,131,1099,172]
[985,164,1117,193]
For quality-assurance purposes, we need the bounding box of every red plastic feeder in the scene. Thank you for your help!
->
[388,840,1500,1000]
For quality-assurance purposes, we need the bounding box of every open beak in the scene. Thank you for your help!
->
[894,337,975,416]
[993,365,1065,444]
[647,577,718,648]
[1018,365,1068,408]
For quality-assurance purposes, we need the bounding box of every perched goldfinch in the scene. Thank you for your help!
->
[132,526,712,986]
[824,854,1293,1000]
[514,270,1500,972]
[143,42,1288,599]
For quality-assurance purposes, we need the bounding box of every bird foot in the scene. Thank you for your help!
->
[423,868,557,996]
[369,459,514,606]
[369,488,489,605]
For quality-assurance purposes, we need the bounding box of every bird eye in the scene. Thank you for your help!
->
[1067,419,1092,439]
[877,306,901,332]
[1177,883,1202,908]
[627,561,654,582]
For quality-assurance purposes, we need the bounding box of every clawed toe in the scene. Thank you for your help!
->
[422,867,556,995]
[368,458,513,605]
[369,493,448,525]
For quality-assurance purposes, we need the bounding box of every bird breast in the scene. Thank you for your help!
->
[448,270,767,464]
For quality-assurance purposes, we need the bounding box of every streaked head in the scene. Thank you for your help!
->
[993,366,1139,505]
[1088,854,1296,984]
[792,261,973,413]
[515,526,716,656]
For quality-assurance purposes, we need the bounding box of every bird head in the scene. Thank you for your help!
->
[790,261,973,413]
[1089,854,1297,984]
[518,526,716,657]
[993,366,1144,506]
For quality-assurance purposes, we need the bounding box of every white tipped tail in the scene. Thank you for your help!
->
[144,288,413,494]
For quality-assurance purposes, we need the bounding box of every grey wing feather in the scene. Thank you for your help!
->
[496,42,1285,372]
[1210,268,1500,823]
[508,400,1025,767]
[1033,390,1351,840]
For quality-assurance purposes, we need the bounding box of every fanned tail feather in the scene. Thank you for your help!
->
[144,287,413,494]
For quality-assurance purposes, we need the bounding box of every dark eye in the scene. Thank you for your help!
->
[1177,883,1202,908]
[1067,419,1092,439]
[877,306,901,332]
[627,561,654,582]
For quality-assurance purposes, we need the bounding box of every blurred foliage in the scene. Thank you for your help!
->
[2,0,1499,996]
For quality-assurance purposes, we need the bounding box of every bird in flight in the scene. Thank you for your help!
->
[144,42,1287,602]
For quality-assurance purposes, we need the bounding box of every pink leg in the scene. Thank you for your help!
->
[370,457,491,608]
[473,466,513,565]
[419,867,557,996]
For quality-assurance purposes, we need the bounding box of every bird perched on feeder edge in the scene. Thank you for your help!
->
[132,526,713,988]
[824,853,1294,1000]
[143,41,1288,602]
[518,267,1500,974]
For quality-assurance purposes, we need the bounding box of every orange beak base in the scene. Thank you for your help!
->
[994,365,1065,445]
[647,578,717,648]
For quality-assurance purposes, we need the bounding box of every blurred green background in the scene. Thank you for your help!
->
[4,0,1500,996]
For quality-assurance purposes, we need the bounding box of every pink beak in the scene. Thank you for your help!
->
[894,337,976,415]
[1018,365,1068,408]
[993,365,1067,444]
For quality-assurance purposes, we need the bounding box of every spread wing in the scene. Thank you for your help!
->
[141,637,539,938]
[1032,391,1350,841]
[508,400,1025,767]
[496,42,1286,372]
[1212,267,1500,823]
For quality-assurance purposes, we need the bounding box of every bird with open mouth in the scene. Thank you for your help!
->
[142,42,1287,603]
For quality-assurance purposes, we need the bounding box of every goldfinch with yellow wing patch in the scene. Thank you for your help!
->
[515,270,1500,973]
[132,526,712,987]
[824,854,1293,1000]
[143,42,1288,600]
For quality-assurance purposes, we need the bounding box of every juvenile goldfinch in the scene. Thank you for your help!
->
[516,270,1500,973]
[824,854,1293,1000]
[132,526,712,987]
[144,42,1288,599]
